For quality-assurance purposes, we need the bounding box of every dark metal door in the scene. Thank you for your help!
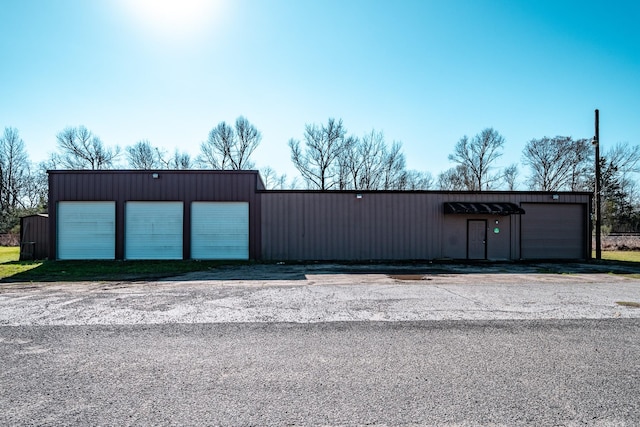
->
[521,203,586,259]
[467,220,487,260]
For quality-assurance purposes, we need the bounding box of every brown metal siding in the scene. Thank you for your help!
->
[261,191,591,261]
[261,192,437,260]
[49,170,591,262]
[19,214,49,260]
[48,171,262,260]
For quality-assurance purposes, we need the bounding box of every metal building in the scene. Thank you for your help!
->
[260,191,590,261]
[48,170,263,260]
[47,170,592,261]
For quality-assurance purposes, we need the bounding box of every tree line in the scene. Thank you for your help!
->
[2,116,640,233]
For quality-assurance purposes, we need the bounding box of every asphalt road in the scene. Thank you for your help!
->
[1,320,639,426]
[2,263,640,426]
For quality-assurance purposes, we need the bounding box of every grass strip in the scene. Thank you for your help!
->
[0,246,19,263]
[598,251,640,262]
[1,258,245,282]
[1,246,639,282]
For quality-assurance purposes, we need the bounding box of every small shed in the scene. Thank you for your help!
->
[20,214,49,260]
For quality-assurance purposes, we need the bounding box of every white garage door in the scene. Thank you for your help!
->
[125,202,183,260]
[191,202,249,260]
[57,201,115,260]
[521,203,586,259]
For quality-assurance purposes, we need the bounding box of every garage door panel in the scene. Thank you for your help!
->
[191,202,248,260]
[126,202,183,260]
[57,202,115,260]
[521,203,586,259]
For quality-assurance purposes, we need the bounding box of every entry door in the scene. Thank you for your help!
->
[467,220,487,259]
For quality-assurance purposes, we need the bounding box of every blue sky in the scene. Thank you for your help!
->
[2,0,639,186]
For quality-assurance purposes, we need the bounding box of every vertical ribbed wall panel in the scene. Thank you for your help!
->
[260,191,590,261]
[262,192,443,261]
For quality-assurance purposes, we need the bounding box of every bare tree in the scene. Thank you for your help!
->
[199,122,233,169]
[401,170,434,190]
[502,163,519,190]
[198,116,261,170]
[55,126,120,169]
[233,116,261,169]
[606,142,640,174]
[289,118,354,190]
[288,176,301,189]
[357,130,387,189]
[165,150,192,170]
[21,162,48,210]
[346,130,394,190]
[381,141,407,190]
[522,136,591,191]
[261,166,277,189]
[126,140,163,169]
[333,130,428,191]
[260,166,288,190]
[604,142,640,204]
[0,127,30,211]
[567,138,592,191]
[522,136,568,191]
[448,128,505,190]
[586,142,640,231]
[275,174,288,190]
[437,165,474,191]
[336,136,359,190]
[336,129,405,190]
[0,128,45,233]
[127,140,193,170]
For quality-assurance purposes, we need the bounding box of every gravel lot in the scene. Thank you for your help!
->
[1,263,639,325]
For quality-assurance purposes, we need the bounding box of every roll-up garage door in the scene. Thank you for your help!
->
[521,203,586,259]
[191,202,249,259]
[125,202,183,260]
[57,201,115,260]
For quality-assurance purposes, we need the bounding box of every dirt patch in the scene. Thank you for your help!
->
[0,234,19,246]
[616,301,640,308]
[601,235,640,251]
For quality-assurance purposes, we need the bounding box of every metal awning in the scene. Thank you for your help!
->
[444,202,525,215]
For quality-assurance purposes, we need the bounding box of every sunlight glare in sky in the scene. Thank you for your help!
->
[2,0,638,182]
[118,0,222,42]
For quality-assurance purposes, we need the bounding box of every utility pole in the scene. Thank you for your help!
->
[594,109,602,260]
